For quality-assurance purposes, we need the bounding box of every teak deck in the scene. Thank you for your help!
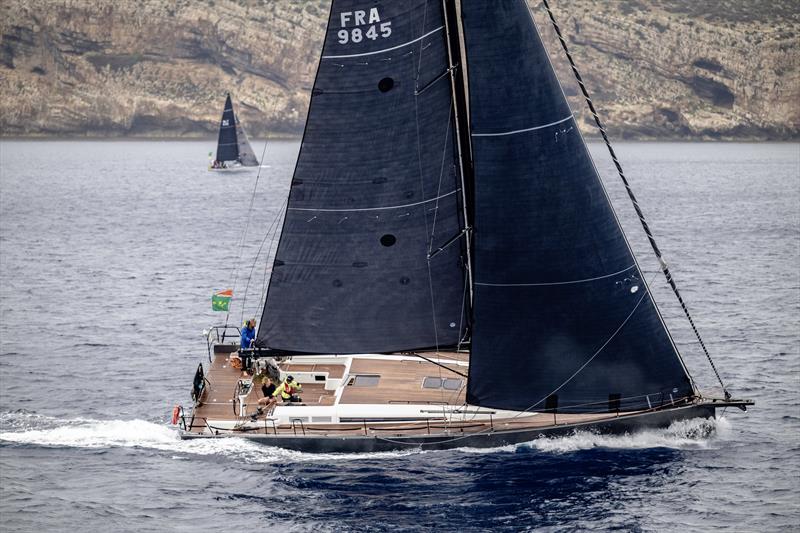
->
[186,353,638,438]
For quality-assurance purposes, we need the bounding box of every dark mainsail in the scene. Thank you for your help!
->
[461,0,694,412]
[216,93,239,162]
[257,0,467,353]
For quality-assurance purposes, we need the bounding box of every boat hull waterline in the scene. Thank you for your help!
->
[179,403,719,453]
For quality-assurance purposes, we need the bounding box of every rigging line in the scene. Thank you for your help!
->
[417,0,430,78]
[456,272,468,351]
[410,35,447,414]
[239,196,289,324]
[258,201,287,312]
[225,135,271,328]
[476,264,637,287]
[540,0,728,399]
[428,104,454,416]
[409,352,468,378]
[428,105,454,255]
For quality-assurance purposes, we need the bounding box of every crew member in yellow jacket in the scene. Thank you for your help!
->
[272,375,303,403]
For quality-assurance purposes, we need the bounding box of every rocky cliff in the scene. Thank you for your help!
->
[1,0,797,139]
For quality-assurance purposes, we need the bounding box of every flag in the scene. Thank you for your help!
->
[212,289,232,312]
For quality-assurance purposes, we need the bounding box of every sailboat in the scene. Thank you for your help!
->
[209,93,260,171]
[176,0,751,452]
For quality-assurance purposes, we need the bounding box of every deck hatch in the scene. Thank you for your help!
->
[350,375,380,387]
[423,377,463,390]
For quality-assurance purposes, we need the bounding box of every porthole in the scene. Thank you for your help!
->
[378,77,394,92]
[380,234,396,247]
[332,279,343,287]
[399,276,410,285]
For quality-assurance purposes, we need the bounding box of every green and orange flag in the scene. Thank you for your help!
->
[211,289,233,312]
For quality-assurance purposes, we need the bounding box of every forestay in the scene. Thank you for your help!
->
[257,0,468,353]
[462,0,694,412]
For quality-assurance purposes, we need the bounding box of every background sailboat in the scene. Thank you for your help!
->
[210,93,259,171]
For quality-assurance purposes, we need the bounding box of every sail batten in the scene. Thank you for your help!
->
[471,114,575,137]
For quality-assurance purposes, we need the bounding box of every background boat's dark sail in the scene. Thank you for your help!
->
[235,118,259,166]
[216,93,239,162]
[462,0,694,412]
[257,0,467,353]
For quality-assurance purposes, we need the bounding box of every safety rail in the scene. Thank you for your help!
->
[388,400,449,405]
[203,325,242,362]
[178,392,740,439]
[290,418,306,436]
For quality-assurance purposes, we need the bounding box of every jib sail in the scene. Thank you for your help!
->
[462,0,694,412]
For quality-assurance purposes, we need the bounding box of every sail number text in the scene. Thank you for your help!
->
[337,8,392,44]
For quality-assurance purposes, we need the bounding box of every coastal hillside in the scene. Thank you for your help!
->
[1,0,797,139]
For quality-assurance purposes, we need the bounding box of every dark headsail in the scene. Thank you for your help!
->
[461,0,694,412]
[216,93,239,162]
[257,0,467,353]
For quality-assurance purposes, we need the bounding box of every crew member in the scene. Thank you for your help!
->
[239,319,256,375]
[257,375,278,415]
[273,375,303,403]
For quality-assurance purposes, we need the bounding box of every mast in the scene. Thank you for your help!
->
[442,0,474,313]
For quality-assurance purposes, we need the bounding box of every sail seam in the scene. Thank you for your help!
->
[287,189,460,212]
[475,264,636,286]
[471,114,573,137]
[322,26,445,59]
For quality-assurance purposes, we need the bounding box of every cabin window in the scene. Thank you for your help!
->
[350,375,380,387]
[314,375,326,381]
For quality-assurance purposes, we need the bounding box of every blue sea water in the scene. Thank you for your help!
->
[0,140,798,532]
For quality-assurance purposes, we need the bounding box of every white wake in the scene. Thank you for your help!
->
[0,412,416,463]
[459,416,730,455]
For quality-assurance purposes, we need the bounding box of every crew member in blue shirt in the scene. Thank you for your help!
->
[240,318,256,375]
